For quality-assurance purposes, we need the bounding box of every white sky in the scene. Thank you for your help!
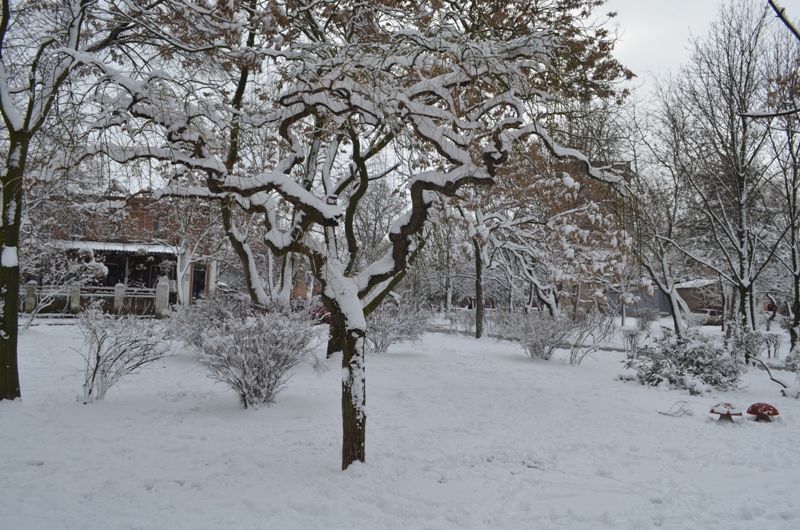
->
[603,0,800,82]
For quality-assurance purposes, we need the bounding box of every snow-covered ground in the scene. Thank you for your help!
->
[3,320,799,530]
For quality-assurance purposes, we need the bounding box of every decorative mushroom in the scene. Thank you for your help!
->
[746,403,780,423]
[709,403,742,423]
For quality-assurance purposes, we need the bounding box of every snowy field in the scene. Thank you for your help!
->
[2,320,800,530]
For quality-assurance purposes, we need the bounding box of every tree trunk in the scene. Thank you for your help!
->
[445,271,452,314]
[526,283,534,314]
[791,276,800,352]
[327,315,343,358]
[766,301,777,332]
[277,253,293,309]
[473,239,483,339]
[738,284,756,331]
[221,198,268,306]
[667,289,686,337]
[534,284,560,317]
[339,317,366,469]
[0,134,28,400]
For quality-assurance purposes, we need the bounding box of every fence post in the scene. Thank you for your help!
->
[70,285,81,314]
[114,283,126,314]
[25,280,37,313]
[155,277,169,318]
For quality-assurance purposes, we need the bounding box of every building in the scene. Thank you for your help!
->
[29,193,221,313]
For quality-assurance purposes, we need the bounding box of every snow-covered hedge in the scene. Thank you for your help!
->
[633,308,660,333]
[365,302,431,353]
[568,308,617,365]
[623,331,744,393]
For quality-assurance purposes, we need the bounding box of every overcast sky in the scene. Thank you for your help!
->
[603,0,800,83]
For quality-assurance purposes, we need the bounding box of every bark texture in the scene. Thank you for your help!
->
[339,321,366,469]
[0,133,27,400]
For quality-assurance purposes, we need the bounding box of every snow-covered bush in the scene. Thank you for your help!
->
[725,321,766,363]
[785,349,800,373]
[447,309,476,335]
[623,331,744,393]
[197,311,318,408]
[568,308,617,365]
[496,311,572,360]
[78,306,171,403]
[621,328,642,357]
[483,310,500,337]
[621,309,660,358]
[167,295,321,408]
[167,295,252,351]
[682,311,708,328]
[458,309,476,335]
[634,308,660,333]
[365,302,431,353]
[764,333,783,359]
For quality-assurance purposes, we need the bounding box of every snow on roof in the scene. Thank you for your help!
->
[53,240,177,256]
[675,278,717,289]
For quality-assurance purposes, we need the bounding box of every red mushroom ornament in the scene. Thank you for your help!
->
[746,403,780,423]
[709,403,742,422]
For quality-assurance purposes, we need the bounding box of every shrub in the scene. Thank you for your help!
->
[634,308,660,333]
[621,308,660,358]
[568,308,617,365]
[726,322,766,364]
[623,331,744,393]
[168,295,321,408]
[785,349,800,373]
[621,328,642,357]
[78,306,170,403]
[682,311,708,328]
[496,311,572,360]
[167,295,252,350]
[196,311,319,408]
[446,309,476,335]
[365,302,431,353]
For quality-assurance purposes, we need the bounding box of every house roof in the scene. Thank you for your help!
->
[675,278,717,289]
[53,240,177,256]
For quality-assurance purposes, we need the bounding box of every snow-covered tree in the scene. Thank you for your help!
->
[0,0,136,400]
[649,1,780,330]
[83,0,631,469]
[763,28,800,349]
[147,196,226,305]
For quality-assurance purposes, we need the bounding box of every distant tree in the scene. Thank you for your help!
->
[650,1,779,330]
[148,197,225,305]
[764,28,800,349]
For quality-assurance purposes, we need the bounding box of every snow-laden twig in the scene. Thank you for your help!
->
[657,401,694,417]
